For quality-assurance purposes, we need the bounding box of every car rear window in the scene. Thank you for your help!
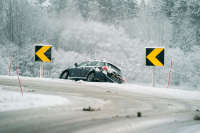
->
[77,62,89,67]
[86,61,99,66]
[107,63,122,75]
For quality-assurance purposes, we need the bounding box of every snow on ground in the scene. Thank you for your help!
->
[0,75,200,112]
[1,76,200,101]
[91,83,200,100]
[102,118,176,133]
[0,87,70,112]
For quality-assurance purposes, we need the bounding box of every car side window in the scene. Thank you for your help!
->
[86,61,99,66]
[77,62,89,67]
[96,62,104,66]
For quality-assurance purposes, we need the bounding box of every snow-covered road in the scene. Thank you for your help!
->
[0,76,199,133]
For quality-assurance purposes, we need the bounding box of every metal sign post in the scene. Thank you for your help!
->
[152,66,155,87]
[40,62,43,78]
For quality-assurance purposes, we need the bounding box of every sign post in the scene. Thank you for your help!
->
[40,62,43,78]
[145,48,164,87]
[152,66,155,87]
[34,45,52,78]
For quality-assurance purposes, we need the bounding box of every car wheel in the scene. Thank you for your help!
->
[87,72,95,82]
[60,71,69,79]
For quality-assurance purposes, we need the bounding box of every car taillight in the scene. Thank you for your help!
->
[102,66,107,71]
[122,78,125,82]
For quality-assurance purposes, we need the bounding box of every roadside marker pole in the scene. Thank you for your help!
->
[40,62,43,78]
[167,60,172,88]
[152,66,155,87]
[16,66,23,95]
[8,54,12,76]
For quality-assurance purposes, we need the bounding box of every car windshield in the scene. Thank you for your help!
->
[107,63,122,75]
[86,61,99,66]
[77,62,89,67]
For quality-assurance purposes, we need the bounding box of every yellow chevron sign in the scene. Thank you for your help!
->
[146,48,164,66]
[34,45,51,62]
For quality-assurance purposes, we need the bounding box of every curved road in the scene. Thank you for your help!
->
[0,76,199,133]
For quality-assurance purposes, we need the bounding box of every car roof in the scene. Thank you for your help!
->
[87,60,121,71]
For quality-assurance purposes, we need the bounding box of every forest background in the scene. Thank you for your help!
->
[0,0,200,91]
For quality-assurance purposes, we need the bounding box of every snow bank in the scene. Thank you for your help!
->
[0,87,70,112]
[0,75,199,103]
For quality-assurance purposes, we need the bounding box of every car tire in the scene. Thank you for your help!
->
[87,72,95,82]
[60,71,69,79]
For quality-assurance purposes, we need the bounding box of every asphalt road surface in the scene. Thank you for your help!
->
[0,76,200,133]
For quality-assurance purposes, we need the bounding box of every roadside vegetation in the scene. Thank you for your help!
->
[0,0,200,91]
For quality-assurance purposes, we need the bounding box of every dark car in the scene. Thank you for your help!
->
[60,60,125,84]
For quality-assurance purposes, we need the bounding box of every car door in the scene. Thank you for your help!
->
[76,62,89,78]
[83,61,99,77]
[69,67,76,78]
